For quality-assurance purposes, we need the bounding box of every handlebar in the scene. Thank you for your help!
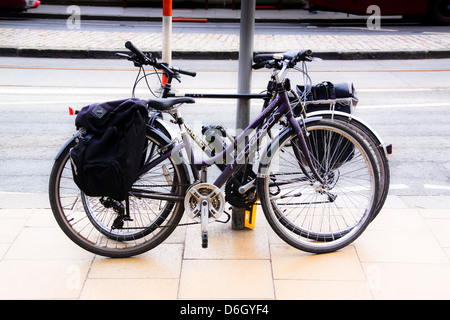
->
[252,49,313,70]
[125,41,150,64]
[171,66,197,78]
[119,41,197,78]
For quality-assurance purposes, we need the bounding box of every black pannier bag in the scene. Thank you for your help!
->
[70,98,148,201]
[293,81,358,116]
[293,82,358,167]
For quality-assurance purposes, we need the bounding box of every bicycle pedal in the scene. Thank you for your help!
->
[202,230,208,248]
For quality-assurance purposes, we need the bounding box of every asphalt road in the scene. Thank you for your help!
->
[0,57,449,198]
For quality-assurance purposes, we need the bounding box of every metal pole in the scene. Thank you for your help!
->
[236,0,255,131]
[232,0,256,230]
[162,0,172,67]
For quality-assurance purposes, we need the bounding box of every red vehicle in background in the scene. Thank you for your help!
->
[307,0,449,24]
[0,0,40,11]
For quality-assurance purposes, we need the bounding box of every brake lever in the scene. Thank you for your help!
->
[115,52,142,66]
[115,53,131,59]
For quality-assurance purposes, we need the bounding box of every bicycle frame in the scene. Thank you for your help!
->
[132,52,330,205]
[139,88,324,200]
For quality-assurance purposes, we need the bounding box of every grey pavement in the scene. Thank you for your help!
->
[0,5,449,59]
[0,192,450,300]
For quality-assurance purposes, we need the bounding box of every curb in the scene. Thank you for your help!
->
[1,47,450,60]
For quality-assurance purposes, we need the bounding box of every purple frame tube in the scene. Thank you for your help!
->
[212,93,292,187]
[141,90,323,193]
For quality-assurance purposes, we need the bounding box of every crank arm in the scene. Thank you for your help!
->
[201,199,209,248]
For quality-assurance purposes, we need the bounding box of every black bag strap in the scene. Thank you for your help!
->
[321,81,336,99]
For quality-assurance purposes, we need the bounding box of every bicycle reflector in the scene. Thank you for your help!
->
[386,144,393,155]
[68,107,79,115]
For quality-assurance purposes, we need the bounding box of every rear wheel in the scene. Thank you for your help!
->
[49,129,188,258]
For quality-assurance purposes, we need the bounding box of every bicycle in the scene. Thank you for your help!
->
[254,56,391,221]
[49,42,380,258]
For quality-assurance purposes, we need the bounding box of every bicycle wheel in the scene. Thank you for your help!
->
[49,129,188,258]
[307,114,390,220]
[257,119,379,254]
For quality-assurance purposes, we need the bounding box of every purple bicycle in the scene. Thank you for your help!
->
[49,42,379,258]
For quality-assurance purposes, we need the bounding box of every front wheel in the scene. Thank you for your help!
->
[307,113,390,221]
[257,119,379,254]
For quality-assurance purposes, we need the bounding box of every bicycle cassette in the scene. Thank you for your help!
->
[184,183,225,222]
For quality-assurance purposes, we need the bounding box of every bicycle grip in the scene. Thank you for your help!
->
[125,41,147,61]
[173,67,197,77]
[303,49,313,57]
[297,49,313,60]
[252,61,267,70]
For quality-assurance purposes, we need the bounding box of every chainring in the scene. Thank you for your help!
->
[184,183,225,222]
[225,165,257,209]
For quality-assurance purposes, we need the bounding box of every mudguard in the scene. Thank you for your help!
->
[306,110,390,159]
[54,132,79,161]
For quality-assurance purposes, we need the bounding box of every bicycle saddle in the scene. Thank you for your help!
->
[146,97,195,111]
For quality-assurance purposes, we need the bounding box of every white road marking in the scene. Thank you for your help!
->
[424,184,450,190]
[389,184,410,190]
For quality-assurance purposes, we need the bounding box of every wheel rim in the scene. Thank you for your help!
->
[51,135,185,257]
[262,122,378,251]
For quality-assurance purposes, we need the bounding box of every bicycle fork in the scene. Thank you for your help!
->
[288,114,325,185]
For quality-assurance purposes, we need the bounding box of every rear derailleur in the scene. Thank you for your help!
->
[100,197,133,230]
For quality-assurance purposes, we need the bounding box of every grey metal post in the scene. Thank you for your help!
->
[236,0,255,131]
[232,0,256,230]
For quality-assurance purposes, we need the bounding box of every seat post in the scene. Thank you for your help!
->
[169,108,185,132]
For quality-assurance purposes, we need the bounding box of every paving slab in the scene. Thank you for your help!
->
[0,195,449,300]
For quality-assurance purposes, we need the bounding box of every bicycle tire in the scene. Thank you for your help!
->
[49,128,188,258]
[307,114,390,220]
[257,119,379,254]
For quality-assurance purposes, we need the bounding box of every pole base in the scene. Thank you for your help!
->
[231,207,246,230]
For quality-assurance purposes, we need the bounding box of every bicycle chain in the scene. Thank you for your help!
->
[125,184,200,228]
[111,221,199,230]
